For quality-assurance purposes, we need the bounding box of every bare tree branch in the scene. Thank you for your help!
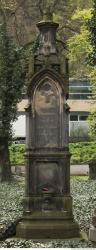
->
[58,24,80,34]
[52,0,58,10]
[37,0,43,17]
[13,13,22,46]
[0,0,7,24]
[56,39,68,50]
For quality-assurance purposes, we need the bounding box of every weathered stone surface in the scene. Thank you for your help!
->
[89,160,96,180]
[89,225,96,242]
[35,81,59,148]
[89,209,96,242]
[16,14,79,239]
[92,210,96,227]
[16,218,79,239]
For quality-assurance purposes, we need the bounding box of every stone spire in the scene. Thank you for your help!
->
[36,9,59,56]
[34,8,68,84]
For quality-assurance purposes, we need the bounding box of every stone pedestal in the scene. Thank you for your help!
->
[89,210,96,242]
[16,150,79,238]
[17,211,79,239]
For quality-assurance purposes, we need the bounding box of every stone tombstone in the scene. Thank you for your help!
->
[89,160,96,242]
[16,12,79,239]
[89,209,96,242]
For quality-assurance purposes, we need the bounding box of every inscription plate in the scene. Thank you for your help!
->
[34,81,59,147]
[36,162,61,193]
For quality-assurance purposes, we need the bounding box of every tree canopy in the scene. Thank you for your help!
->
[87,0,96,140]
[0,18,24,181]
[0,0,95,181]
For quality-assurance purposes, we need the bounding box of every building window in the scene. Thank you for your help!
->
[70,114,88,122]
[79,115,88,121]
[70,115,78,121]
[69,80,92,100]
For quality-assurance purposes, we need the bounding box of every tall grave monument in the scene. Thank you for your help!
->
[16,12,79,239]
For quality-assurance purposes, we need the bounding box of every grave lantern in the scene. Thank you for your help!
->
[16,12,79,239]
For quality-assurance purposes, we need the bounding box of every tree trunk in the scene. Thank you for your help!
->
[0,137,12,182]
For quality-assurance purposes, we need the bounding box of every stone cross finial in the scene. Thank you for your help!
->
[43,7,53,21]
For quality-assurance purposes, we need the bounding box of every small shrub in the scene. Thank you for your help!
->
[70,141,96,164]
[9,144,25,165]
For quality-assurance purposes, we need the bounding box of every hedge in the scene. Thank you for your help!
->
[70,141,96,164]
[9,141,96,165]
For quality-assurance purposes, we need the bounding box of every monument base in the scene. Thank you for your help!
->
[16,211,79,239]
[89,225,96,242]
[16,195,79,239]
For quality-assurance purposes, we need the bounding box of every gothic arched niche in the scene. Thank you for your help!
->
[34,79,60,148]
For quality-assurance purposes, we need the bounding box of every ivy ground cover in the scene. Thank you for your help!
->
[0,176,96,248]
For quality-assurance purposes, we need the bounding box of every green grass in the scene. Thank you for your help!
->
[71,176,89,181]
